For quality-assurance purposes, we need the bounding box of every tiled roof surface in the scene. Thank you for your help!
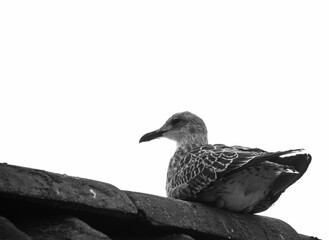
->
[0,163,320,240]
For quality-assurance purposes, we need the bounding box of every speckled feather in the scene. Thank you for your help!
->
[166,144,299,200]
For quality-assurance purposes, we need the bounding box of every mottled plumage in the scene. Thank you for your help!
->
[139,111,311,213]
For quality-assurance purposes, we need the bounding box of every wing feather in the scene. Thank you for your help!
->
[167,144,303,199]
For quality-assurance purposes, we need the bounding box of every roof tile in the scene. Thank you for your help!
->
[126,191,302,240]
[0,163,137,216]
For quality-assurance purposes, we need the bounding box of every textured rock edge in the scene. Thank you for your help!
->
[0,163,319,240]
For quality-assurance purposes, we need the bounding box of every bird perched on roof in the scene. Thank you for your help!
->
[139,111,311,214]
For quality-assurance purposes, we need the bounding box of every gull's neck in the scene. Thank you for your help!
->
[166,133,208,193]
[176,134,208,152]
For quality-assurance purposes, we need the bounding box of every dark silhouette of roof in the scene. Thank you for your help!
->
[0,163,320,240]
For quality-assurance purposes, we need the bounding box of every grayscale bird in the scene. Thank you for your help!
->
[139,111,311,213]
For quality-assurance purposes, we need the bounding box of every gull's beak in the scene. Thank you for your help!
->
[139,129,167,143]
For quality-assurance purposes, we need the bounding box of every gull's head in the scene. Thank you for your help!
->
[139,111,208,147]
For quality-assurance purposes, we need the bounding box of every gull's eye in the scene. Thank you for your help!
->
[172,118,182,126]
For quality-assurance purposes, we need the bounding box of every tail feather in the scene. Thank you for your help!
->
[281,164,299,175]
[250,153,311,213]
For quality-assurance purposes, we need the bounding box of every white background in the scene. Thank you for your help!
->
[1,1,328,239]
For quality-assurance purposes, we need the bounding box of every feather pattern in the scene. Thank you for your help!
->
[166,144,301,199]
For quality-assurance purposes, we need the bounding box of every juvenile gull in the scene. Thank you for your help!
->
[139,111,311,213]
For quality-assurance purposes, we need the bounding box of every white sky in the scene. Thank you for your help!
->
[0,1,328,239]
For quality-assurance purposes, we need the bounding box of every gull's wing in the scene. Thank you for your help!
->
[167,144,303,200]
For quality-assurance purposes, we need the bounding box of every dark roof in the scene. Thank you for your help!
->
[0,163,320,240]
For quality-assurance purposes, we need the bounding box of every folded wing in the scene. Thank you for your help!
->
[167,144,309,203]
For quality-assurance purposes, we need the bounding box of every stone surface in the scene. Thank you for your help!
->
[18,215,111,240]
[159,234,195,240]
[0,216,31,240]
[0,163,137,216]
[126,191,302,240]
[0,163,318,240]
